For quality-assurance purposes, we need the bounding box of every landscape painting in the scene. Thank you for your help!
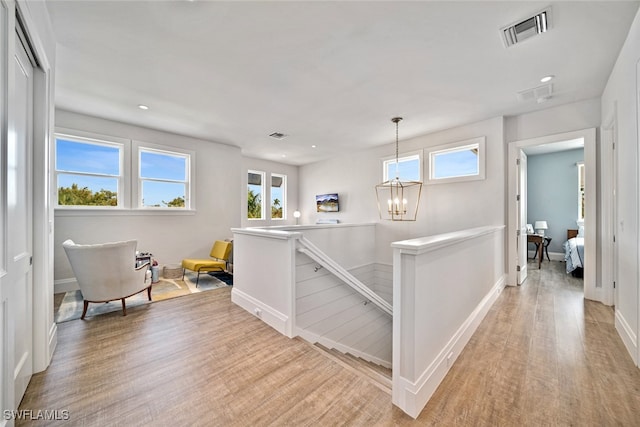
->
[316,193,339,212]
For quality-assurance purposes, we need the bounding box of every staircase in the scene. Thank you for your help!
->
[311,342,392,395]
[295,238,392,367]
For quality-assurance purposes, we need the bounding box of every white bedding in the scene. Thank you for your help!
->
[563,237,584,274]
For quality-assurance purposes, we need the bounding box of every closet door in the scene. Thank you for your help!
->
[9,22,35,405]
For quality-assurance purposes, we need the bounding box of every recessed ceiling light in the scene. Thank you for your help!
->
[138,104,149,110]
[311,145,317,148]
[281,154,287,158]
[540,75,554,83]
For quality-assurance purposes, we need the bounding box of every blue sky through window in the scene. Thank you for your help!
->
[140,151,186,180]
[140,150,187,207]
[56,138,120,176]
[141,181,185,207]
[385,156,420,181]
[56,137,190,208]
[432,149,478,179]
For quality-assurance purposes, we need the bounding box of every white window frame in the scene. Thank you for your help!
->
[270,173,287,220]
[248,170,266,220]
[133,141,194,210]
[54,129,128,209]
[425,136,486,185]
[382,150,422,182]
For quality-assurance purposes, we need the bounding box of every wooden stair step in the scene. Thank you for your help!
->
[310,342,392,394]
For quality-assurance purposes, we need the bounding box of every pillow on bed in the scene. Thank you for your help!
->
[577,225,585,237]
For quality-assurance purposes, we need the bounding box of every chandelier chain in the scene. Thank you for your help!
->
[395,119,399,163]
[392,117,402,179]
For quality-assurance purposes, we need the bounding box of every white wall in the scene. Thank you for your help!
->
[240,156,299,228]
[601,8,640,364]
[504,98,601,143]
[506,98,604,286]
[299,116,506,264]
[54,110,242,286]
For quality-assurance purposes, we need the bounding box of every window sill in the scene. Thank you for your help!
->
[54,208,196,217]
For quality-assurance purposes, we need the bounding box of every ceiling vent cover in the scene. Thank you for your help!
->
[517,83,553,104]
[269,132,288,140]
[502,8,551,47]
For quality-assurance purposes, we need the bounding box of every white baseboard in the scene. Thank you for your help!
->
[615,309,638,366]
[231,288,292,337]
[296,328,392,369]
[527,250,565,262]
[394,274,506,419]
[54,278,78,294]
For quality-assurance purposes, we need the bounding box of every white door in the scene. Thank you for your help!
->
[9,28,35,406]
[516,150,528,285]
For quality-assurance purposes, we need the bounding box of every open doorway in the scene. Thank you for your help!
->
[524,142,585,270]
[508,128,601,302]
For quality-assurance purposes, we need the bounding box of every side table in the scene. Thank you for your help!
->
[532,237,552,262]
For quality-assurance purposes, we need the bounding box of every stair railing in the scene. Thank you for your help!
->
[297,236,392,316]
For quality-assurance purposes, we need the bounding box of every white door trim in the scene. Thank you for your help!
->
[601,105,617,307]
[507,128,598,302]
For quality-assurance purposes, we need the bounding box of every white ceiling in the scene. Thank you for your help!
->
[46,1,639,165]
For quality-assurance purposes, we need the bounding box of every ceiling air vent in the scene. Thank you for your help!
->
[502,8,551,47]
[269,132,288,140]
[517,83,553,104]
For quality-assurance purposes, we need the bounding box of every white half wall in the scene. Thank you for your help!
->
[392,225,505,418]
[231,228,298,337]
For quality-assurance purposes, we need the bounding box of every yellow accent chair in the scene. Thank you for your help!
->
[181,240,232,287]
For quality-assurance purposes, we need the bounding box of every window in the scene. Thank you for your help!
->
[248,170,265,219]
[382,152,421,182]
[426,137,485,184]
[55,135,124,207]
[138,148,189,209]
[271,174,287,220]
[55,130,195,211]
[578,162,585,221]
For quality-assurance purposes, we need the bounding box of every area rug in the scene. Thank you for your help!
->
[209,271,233,286]
[55,272,231,323]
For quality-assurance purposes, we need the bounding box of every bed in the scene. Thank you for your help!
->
[563,228,584,277]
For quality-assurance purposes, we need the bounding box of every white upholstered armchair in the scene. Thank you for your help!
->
[62,239,151,319]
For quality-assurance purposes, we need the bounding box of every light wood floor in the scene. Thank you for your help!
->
[19,261,640,426]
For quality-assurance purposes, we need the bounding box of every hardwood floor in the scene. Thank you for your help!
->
[18,261,640,426]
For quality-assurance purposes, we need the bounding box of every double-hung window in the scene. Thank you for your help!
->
[138,147,190,209]
[55,134,124,207]
[55,131,194,211]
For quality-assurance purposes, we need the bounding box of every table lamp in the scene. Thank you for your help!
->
[534,220,548,236]
[293,210,301,225]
